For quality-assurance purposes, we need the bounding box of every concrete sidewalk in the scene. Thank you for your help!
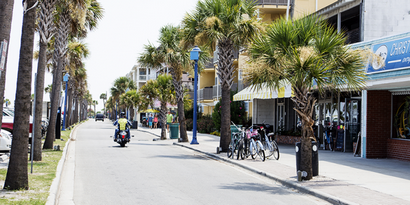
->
[136,126,410,205]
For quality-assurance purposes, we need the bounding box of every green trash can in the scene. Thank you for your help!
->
[170,123,179,139]
[230,125,242,140]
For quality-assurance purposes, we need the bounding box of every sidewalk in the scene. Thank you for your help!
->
[136,126,410,205]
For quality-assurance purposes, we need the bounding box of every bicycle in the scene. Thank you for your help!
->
[259,126,280,160]
[237,125,265,162]
[227,130,241,159]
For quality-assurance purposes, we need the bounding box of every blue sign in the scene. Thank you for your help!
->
[367,37,410,74]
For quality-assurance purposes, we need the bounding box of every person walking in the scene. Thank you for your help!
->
[153,114,158,129]
[148,114,153,129]
[167,111,173,132]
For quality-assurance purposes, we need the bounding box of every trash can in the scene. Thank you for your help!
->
[132,121,138,129]
[169,123,179,139]
[230,125,241,139]
[295,141,319,176]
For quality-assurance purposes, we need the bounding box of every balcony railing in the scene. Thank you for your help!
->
[199,87,213,101]
[212,83,238,99]
[255,0,288,6]
[139,76,146,81]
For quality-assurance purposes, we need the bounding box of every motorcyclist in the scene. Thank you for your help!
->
[113,112,132,142]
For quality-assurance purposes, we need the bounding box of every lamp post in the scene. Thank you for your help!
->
[190,46,201,144]
[62,73,70,131]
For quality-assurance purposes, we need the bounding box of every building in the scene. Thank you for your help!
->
[231,0,410,161]
[199,0,338,117]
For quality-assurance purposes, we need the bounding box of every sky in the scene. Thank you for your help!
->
[5,0,198,112]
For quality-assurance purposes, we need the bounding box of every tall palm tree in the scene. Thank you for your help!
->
[120,90,140,121]
[93,100,98,117]
[4,0,37,190]
[140,75,175,139]
[181,0,261,151]
[100,92,107,116]
[139,79,157,112]
[32,0,57,161]
[44,0,102,149]
[245,15,369,180]
[110,77,137,118]
[0,0,14,131]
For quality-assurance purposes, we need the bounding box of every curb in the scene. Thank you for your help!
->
[46,122,83,205]
[173,142,357,205]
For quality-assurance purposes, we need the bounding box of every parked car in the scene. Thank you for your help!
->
[0,129,12,152]
[95,113,104,121]
[2,108,33,134]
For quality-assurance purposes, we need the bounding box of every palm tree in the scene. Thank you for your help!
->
[181,0,261,151]
[140,75,175,139]
[100,93,107,116]
[120,90,140,121]
[245,15,369,180]
[93,100,98,118]
[44,0,103,149]
[32,0,57,161]
[4,0,37,190]
[110,77,137,119]
[0,0,14,134]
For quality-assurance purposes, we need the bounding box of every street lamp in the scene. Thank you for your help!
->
[190,46,201,144]
[62,73,69,131]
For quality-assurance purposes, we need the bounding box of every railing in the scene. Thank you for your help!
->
[254,0,288,6]
[212,83,238,99]
[139,76,146,81]
[199,87,213,101]
[186,91,194,100]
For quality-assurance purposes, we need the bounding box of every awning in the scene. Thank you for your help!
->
[233,84,293,101]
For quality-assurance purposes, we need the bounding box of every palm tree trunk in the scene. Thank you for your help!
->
[0,0,14,130]
[4,0,36,190]
[160,103,167,140]
[217,38,235,152]
[169,68,188,142]
[32,42,47,161]
[291,86,316,180]
[74,97,79,123]
[44,9,69,149]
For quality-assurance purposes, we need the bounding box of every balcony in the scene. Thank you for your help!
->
[199,87,213,101]
[139,75,147,81]
[212,83,238,99]
[255,0,288,6]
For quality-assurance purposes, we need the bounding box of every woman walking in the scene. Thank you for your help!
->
[153,114,158,128]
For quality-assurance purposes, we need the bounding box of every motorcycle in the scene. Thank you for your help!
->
[112,130,134,147]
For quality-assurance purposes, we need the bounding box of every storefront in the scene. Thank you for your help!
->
[351,32,410,161]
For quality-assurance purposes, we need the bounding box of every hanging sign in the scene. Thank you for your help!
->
[0,39,8,71]
[367,36,410,74]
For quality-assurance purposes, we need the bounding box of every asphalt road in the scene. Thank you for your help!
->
[69,120,329,205]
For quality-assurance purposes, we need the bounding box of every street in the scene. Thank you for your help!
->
[60,121,329,205]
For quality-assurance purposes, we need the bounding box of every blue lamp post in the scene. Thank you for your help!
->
[62,73,70,131]
[190,46,201,144]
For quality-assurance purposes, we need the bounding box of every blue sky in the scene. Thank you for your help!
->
[5,0,198,112]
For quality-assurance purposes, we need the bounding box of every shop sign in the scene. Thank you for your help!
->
[367,36,410,74]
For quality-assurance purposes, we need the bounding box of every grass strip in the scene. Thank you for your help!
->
[0,123,80,205]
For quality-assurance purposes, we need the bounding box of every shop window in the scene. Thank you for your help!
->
[393,95,410,139]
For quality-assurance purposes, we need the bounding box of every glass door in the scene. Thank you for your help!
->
[344,98,361,152]
[277,103,284,133]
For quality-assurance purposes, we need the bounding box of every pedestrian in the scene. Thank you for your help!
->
[148,114,153,129]
[167,111,173,132]
[153,114,158,129]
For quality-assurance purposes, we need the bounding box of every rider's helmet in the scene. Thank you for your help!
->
[120,112,126,118]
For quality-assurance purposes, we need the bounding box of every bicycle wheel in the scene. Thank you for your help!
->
[227,143,233,158]
[250,141,257,159]
[232,139,239,159]
[237,141,245,160]
[256,142,265,161]
[263,140,274,158]
[271,140,280,160]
